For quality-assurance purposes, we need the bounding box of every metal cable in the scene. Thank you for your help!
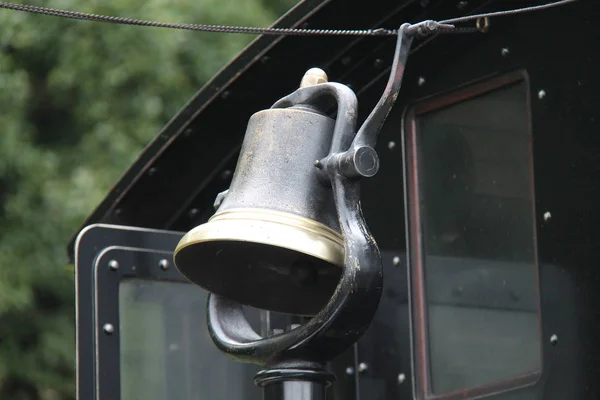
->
[0,0,579,36]
[440,0,577,24]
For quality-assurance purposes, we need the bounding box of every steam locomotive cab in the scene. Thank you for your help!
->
[71,0,595,399]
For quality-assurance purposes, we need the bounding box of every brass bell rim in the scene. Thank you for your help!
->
[174,208,345,267]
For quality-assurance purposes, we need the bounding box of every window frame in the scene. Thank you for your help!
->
[93,245,262,400]
[401,70,543,400]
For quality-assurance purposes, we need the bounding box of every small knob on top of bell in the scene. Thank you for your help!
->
[299,68,328,88]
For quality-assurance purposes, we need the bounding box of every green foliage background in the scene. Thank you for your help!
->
[0,0,296,398]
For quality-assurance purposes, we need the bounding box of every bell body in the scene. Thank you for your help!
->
[174,106,344,316]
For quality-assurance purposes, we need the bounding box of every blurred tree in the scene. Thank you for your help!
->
[0,0,294,398]
[261,0,300,15]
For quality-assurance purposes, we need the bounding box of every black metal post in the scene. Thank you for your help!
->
[256,364,334,400]
[262,380,328,400]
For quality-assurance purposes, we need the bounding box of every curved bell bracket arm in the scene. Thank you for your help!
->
[207,22,419,368]
[207,173,383,366]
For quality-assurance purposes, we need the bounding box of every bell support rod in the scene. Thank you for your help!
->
[273,21,446,179]
[205,22,425,398]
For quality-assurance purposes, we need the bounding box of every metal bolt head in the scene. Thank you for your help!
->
[418,77,426,86]
[159,259,169,270]
[220,169,233,181]
[341,56,352,66]
[397,373,406,384]
[392,256,401,266]
[108,260,119,271]
[543,211,552,221]
[457,1,468,9]
[345,367,355,375]
[388,141,396,150]
[501,48,509,57]
[103,323,115,334]
[358,362,368,373]
[550,334,558,346]
[538,90,546,99]
[452,286,464,297]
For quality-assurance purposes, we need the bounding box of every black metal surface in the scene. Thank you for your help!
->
[349,2,589,399]
[261,378,329,400]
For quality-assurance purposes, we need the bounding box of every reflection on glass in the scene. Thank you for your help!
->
[417,81,541,394]
[119,279,259,400]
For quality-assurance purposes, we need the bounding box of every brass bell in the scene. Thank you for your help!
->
[174,69,345,316]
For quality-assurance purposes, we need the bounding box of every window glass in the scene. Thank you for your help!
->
[119,279,259,400]
[415,80,541,394]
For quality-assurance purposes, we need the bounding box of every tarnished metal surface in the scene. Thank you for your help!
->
[220,108,338,230]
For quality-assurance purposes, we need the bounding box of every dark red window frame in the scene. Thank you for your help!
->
[402,70,543,400]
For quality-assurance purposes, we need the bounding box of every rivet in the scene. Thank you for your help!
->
[452,286,464,296]
[397,373,406,384]
[188,208,199,218]
[103,323,115,334]
[341,56,352,66]
[183,128,193,137]
[345,367,355,375]
[419,0,430,7]
[147,167,157,176]
[510,291,520,301]
[392,256,401,266]
[221,90,231,100]
[543,211,551,221]
[501,48,509,57]
[358,362,368,373]
[457,1,468,10]
[314,160,323,169]
[418,77,426,86]
[220,169,233,181]
[373,58,385,69]
[388,141,396,150]
[159,259,169,270]
[550,334,558,346]
[260,56,271,65]
[108,260,119,271]
[538,90,546,99]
